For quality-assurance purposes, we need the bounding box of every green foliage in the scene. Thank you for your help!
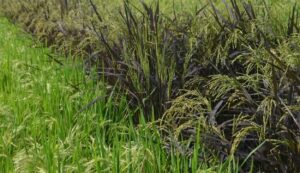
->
[0,17,237,173]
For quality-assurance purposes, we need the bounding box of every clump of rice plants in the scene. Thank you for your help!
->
[87,1,300,172]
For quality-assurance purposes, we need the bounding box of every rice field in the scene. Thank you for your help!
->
[1,0,300,172]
